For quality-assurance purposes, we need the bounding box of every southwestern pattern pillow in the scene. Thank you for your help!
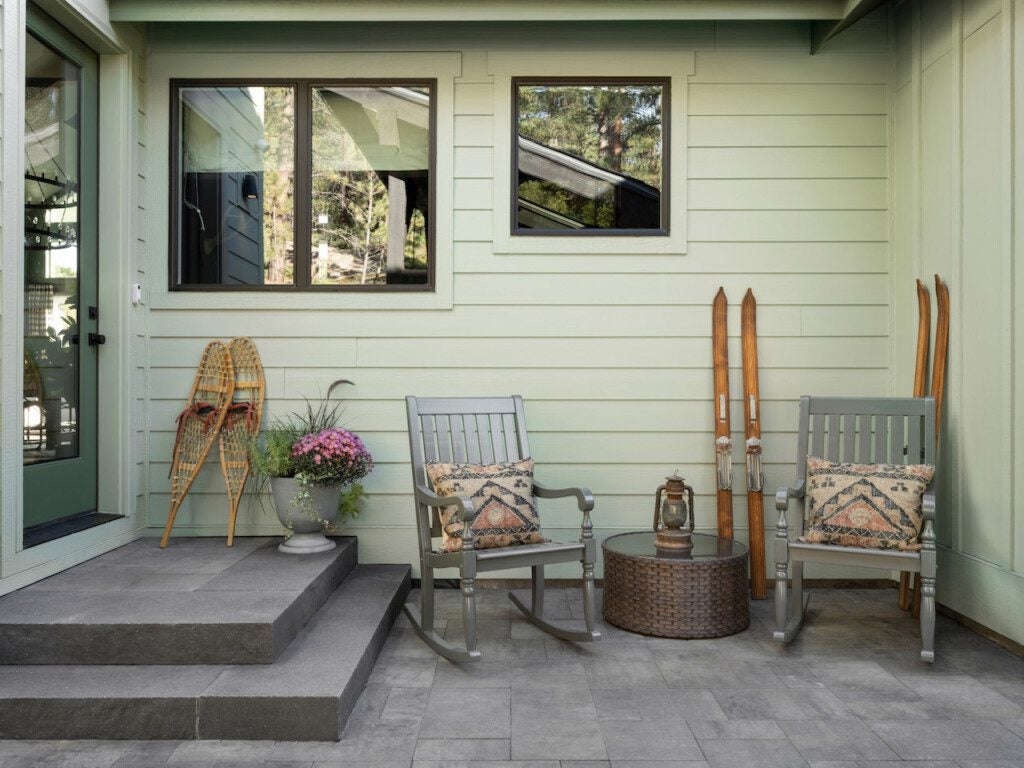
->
[800,456,935,551]
[425,458,544,553]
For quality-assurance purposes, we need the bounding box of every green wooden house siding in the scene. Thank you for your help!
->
[890,0,1024,646]
[0,1,1020,648]
[140,17,891,583]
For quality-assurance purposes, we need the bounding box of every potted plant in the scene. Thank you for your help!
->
[249,381,373,554]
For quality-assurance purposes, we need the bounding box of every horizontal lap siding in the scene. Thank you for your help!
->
[145,22,890,580]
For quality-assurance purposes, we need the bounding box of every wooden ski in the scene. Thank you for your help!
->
[712,288,734,540]
[931,275,950,441]
[912,274,950,618]
[901,279,931,610]
[741,289,767,600]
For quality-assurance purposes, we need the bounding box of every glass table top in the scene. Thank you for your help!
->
[603,531,747,561]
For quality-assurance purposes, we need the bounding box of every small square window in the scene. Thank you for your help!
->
[513,79,668,235]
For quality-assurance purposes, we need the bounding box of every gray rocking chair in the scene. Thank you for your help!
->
[405,395,601,663]
[774,396,938,662]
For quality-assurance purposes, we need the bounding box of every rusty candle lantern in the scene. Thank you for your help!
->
[653,471,695,553]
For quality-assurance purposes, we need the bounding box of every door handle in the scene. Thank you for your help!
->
[87,332,106,346]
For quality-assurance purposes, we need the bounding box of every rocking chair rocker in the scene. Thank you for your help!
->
[404,395,601,663]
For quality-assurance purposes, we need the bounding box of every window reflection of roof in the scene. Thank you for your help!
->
[518,135,660,200]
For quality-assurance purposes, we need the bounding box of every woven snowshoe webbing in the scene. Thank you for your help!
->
[169,402,219,477]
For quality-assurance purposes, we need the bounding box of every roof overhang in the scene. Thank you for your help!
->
[109,0,862,24]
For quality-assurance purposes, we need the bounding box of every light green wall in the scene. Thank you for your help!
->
[142,16,893,582]
[890,0,1024,645]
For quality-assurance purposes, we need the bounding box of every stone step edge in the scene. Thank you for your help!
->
[0,538,359,666]
[0,564,412,741]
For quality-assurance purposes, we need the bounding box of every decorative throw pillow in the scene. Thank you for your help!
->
[800,456,935,551]
[425,458,544,553]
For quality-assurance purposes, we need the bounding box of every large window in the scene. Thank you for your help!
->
[171,80,434,290]
[513,79,668,235]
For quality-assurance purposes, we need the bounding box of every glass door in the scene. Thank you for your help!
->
[22,6,100,543]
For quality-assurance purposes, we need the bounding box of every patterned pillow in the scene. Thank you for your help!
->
[800,457,935,551]
[425,458,544,553]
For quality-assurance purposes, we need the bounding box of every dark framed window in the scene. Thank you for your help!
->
[170,79,435,291]
[512,78,669,236]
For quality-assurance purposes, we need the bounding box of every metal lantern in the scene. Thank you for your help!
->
[652,471,695,553]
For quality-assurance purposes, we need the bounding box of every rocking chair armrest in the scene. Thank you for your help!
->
[776,481,805,515]
[533,481,595,513]
[413,484,478,524]
[921,489,936,522]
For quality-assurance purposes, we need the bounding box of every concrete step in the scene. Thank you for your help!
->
[0,537,357,665]
[0,563,411,740]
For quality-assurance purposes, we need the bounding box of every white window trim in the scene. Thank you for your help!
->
[490,50,694,255]
[148,51,460,310]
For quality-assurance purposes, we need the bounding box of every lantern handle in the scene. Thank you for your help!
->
[652,483,667,532]
[685,482,696,533]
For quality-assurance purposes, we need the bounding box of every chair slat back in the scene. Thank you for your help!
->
[406,396,530,542]
[794,396,936,522]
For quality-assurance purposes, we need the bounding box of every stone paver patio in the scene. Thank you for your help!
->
[1,587,1022,767]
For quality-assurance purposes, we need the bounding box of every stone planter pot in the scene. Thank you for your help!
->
[270,477,340,555]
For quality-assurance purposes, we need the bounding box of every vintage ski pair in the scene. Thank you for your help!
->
[898,275,950,614]
[713,288,766,600]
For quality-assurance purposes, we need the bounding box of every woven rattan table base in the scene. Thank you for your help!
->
[602,538,750,638]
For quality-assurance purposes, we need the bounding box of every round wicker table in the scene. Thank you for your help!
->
[602,531,750,638]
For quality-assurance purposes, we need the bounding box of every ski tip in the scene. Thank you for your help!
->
[935,273,948,292]
[714,286,726,301]
[742,288,755,304]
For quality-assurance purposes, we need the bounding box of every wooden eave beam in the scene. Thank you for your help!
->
[809,0,889,54]
[110,0,847,24]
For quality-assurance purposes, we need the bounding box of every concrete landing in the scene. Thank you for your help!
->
[0,537,357,665]
[0,564,411,740]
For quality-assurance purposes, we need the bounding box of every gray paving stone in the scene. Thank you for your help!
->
[368,658,438,688]
[381,687,431,722]
[780,661,919,702]
[1003,717,1024,738]
[699,738,808,768]
[598,720,701,762]
[419,689,510,739]
[509,661,589,691]
[168,741,277,763]
[869,719,1024,761]
[779,719,898,762]
[269,720,418,762]
[590,689,725,722]
[412,739,511,760]
[895,675,1023,719]
[0,741,129,768]
[544,639,655,662]
[584,661,666,689]
[657,657,783,689]
[687,719,786,739]
[711,687,852,721]
[511,714,606,761]
[433,661,511,688]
